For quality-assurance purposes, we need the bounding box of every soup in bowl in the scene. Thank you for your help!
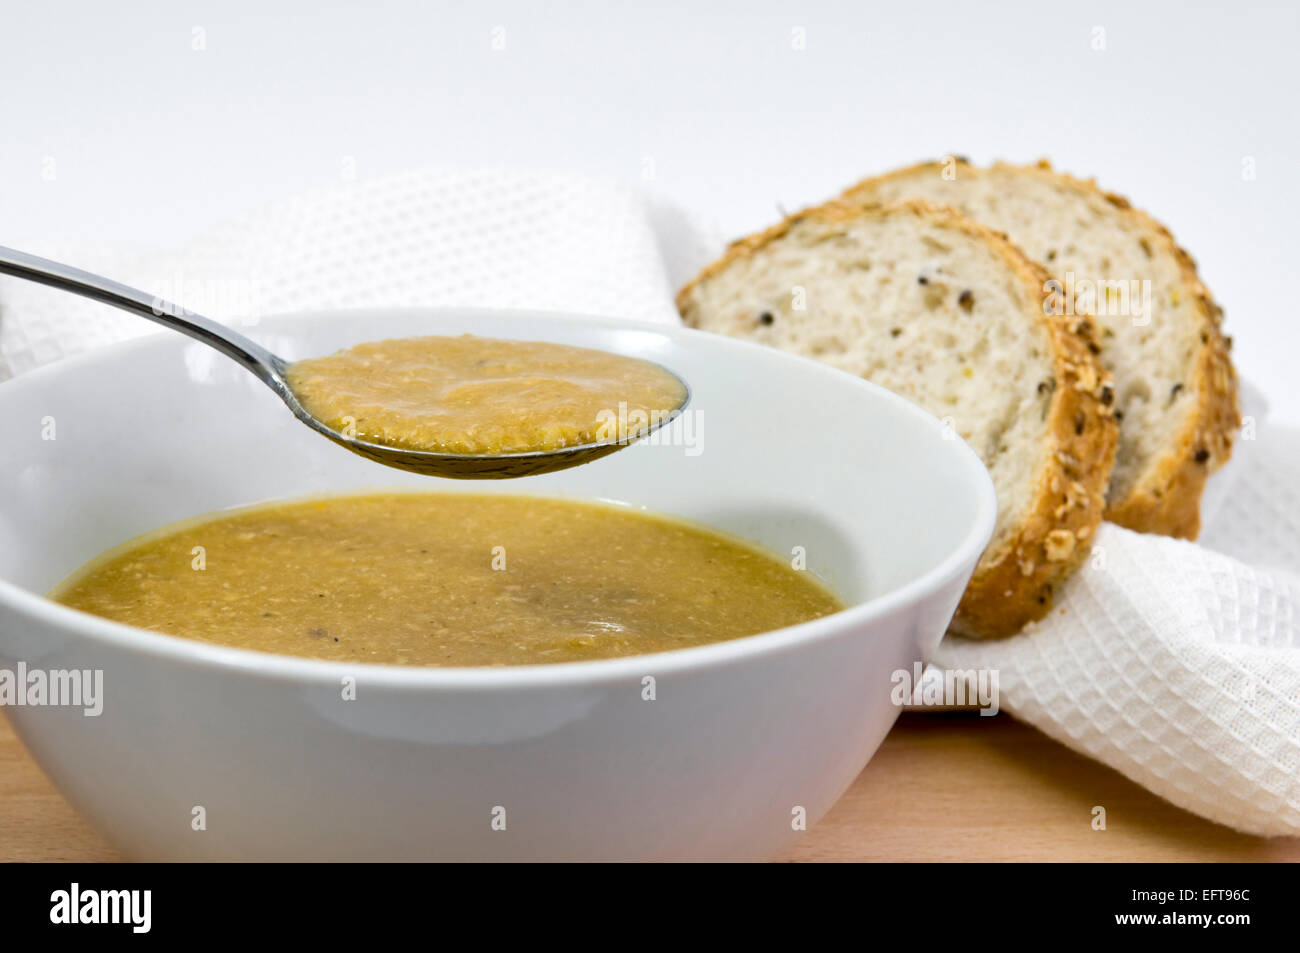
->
[0,308,995,861]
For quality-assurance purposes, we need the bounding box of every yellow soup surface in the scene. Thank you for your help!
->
[51,494,843,667]
[286,335,687,455]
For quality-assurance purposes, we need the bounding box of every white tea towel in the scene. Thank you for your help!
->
[2,166,1296,837]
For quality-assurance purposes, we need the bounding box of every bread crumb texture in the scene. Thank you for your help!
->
[678,198,1118,638]
[842,159,1240,539]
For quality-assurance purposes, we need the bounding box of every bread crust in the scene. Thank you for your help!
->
[841,158,1240,539]
[676,199,1118,639]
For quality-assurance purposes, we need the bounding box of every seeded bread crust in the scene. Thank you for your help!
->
[842,159,1240,539]
[677,199,1118,639]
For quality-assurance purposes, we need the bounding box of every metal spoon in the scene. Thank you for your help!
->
[0,245,689,478]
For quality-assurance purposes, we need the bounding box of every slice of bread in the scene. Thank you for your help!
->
[676,199,1118,639]
[842,159,1240,539]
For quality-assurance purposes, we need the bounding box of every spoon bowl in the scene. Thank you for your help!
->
[0,245,690,478]
[275,354,688,478]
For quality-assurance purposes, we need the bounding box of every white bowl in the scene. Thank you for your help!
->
[0,308,994,861]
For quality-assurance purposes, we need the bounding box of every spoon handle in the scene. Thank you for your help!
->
[0,244,282,386]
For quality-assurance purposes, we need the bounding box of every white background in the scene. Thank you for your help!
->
[2,0,1296,421]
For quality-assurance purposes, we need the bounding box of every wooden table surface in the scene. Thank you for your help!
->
[3,711,1296,862]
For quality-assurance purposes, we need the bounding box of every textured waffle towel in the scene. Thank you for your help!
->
[2,167,1296,836]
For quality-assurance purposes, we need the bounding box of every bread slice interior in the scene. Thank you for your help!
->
[843,160,1239,538]
[677,199,1117,637]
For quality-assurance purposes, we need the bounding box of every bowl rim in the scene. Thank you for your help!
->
[0,306,998,690]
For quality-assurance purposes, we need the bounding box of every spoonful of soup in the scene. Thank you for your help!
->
[0,245,688,478]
